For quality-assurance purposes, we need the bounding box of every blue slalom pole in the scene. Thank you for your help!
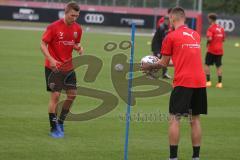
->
[124,23,136,160]
[191,17,196,30]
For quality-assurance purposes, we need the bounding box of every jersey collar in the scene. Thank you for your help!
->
[177,25,188,30]
[211,23,218,27]
[61,18,75,27]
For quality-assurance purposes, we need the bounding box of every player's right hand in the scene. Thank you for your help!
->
[49,59,62,72]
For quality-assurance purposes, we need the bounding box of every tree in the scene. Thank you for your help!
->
[203,0,240,14]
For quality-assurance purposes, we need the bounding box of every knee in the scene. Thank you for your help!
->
[51,92,61,102]
[169,115,181,126]
[217,67,222,73]
[67,95,76,101]
[67,91,77,101]
[190,116,200,126]
[205,65,210,70]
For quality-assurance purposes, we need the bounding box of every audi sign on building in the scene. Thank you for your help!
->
[2,5,240,36]
[216,19,235,32]
[84,14,105,24]
[202,13,240,36]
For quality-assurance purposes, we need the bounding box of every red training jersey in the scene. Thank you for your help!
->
[161,25,206,88]
[42,19,82,71]
[157,16,173,32]
[206,23,225,55]
[157,17,165,28]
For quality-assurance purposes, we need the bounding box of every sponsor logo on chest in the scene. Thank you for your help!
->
[57,31,76,46]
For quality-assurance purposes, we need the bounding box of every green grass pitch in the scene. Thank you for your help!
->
[0,27,239,160]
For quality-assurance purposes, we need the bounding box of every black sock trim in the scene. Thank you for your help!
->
[206,74,210,81]
[58,109,70,124]
[192,146,200,158]
[49,113,57,131]
[170,145,178,158]
[218,75,222,83]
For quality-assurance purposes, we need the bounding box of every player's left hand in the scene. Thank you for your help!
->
[169,59,173,66]
[74,45,83,55]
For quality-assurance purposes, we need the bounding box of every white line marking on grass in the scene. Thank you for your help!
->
[0,25,153,37]
[0,26,44,31]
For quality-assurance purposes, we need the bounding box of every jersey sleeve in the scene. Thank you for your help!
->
[222,28,225,41]
[161,34,173,56]
[151,26,164,52]
[206,27,213,38]
[75,26,82,43]
[42,25,54,43]
[157,17,164,28]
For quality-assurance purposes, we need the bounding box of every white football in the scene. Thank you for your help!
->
[114,63,124,71]
[141,55,159,66]
[140,55,160,79]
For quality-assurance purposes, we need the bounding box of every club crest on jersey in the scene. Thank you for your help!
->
[58,32,64,39]
[73,32,78,39]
